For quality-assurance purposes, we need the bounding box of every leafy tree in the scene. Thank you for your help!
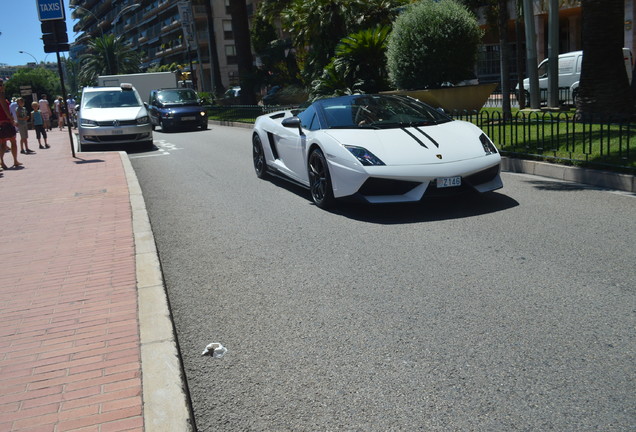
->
[268,0,409,84]
[311,26,391,99]
[5,67,61,102]
[576,0,633,120]
[386,0,483,89]
[79,34,141,85]
[251,12,302,89]
[62,58,81,97]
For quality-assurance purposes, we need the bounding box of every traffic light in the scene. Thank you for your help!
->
[41,20,69,53]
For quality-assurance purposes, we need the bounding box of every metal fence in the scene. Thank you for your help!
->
[451,109,635,173]
[207,105,297,123]
[207,102,635,173]
[483,88,575,108]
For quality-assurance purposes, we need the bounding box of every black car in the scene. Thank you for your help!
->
[147,88,208,132]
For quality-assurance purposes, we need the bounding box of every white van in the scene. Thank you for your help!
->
[517,48,633,104]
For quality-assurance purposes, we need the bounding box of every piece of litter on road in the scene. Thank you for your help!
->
[202,342,227,358]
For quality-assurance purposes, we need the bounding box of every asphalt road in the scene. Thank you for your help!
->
[130,125,635,431]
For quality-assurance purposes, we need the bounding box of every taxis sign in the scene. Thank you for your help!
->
[36,0,65,21]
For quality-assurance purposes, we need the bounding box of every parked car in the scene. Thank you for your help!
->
[78,83,153,150]
[516,48,633,104]
[252,94,502,209]
[262,85,282,105]
[147,88,208,132]
[218,86,241,105]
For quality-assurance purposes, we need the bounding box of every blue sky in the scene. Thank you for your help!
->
[1,1,78,66]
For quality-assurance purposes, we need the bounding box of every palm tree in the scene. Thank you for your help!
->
[79,34,141,85]
[576,0,633,120]
[315,26,392,97]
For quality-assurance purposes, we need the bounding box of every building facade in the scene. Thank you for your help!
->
[476,0,636,85]
[69,0,261,93]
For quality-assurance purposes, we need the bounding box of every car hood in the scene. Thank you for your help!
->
[80,106,147,121]
[323,120,491,165]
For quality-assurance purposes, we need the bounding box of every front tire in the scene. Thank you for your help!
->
[308,147,335,209]
[252,133,267,179]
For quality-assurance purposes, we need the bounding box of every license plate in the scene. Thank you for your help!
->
[181,116,196,121]
[436,176,461,188]
[111,129,124,135]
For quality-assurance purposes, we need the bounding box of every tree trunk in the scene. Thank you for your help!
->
[204,0,224,96]
[498,0,511,119]
[576,0,633,120]
[229,0,257,105]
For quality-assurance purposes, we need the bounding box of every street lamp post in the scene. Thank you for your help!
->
[73,6,104,37]
[19,50,38,65]
[113,3,141,25]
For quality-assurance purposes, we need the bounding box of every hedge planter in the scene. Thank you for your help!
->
[382,83,498,112]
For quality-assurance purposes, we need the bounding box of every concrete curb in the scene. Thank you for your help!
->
[501,157,636,193]
[119,152,194,432]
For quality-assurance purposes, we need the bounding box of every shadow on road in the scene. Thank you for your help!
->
[265,175,519,224]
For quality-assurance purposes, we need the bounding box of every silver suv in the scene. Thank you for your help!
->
[78,83,153,150]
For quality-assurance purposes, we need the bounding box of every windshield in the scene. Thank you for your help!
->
[157,89,198,103]
[82,90,142,108]
[318,95,452,129]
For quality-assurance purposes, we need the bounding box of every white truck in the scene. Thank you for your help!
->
[98,72,180,104]
[517,48,633,105]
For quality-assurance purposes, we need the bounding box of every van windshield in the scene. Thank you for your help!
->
[82,90,142,108]
[538,61,548,78]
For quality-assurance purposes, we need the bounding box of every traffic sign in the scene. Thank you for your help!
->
[36,0,65,21]
[41,19,69,53]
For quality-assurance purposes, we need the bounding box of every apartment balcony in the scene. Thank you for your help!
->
[157,1,171,13]
[161,20,181,33]
[95,0,113,17]
[193,5,208,21]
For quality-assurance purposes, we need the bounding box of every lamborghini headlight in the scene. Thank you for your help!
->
[345,145,385,166]
[480,133,498,155]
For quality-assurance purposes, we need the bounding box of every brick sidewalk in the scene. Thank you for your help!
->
[0,129,143,431]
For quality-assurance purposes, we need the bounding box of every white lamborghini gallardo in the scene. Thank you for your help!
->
[252,94,503,209]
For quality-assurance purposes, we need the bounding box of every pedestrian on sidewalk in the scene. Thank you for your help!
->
[66,94,77,129]
[39,94,52,131]
[0,80,23,170]
[31,101,49,149]
[54,96,65,131]
[10,97,18,122]
[16,98,34,154]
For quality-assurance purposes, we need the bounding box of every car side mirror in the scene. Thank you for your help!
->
[282,116,303,134]
[144,102,148,108]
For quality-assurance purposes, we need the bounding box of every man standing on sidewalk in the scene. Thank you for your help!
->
[0,80,23,170]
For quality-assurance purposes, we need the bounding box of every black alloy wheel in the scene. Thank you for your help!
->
[252,133,267,179]
[308,147,335,209]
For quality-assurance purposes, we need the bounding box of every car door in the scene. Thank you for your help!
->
[147,91,159,125]
[276,106,318,183]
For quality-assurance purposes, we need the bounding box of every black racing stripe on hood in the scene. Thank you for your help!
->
[413,126,440,148]
[400,127,428,149]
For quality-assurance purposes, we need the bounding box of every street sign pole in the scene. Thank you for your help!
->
[56,51,75,157]
[36,0,74,156]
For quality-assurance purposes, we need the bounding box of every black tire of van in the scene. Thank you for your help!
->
[572,88,579,106]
